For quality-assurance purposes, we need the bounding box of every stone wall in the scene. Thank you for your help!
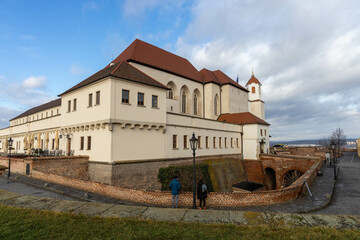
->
[90,154,244,191]
[273,147,326,159]
[0,156,89,180]
[29,158,322,207]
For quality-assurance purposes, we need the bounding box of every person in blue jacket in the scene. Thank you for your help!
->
[169,175,181,208]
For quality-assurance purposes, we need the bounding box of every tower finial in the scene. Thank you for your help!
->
[252,67,254,77]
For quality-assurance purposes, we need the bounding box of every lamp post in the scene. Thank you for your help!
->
[7,137,13,179]
[189,133,198,209]
[330,141,336,180]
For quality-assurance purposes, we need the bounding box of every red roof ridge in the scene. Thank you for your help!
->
[217,112,270,126]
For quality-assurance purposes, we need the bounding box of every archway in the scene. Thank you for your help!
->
[264,167,276,190]
[282,170,303,188]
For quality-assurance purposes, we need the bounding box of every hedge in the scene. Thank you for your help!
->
[158,163,214,192]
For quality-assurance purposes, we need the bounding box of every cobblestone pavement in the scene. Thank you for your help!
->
[314,151,360,215]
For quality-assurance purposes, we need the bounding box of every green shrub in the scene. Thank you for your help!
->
[158,164,214,192]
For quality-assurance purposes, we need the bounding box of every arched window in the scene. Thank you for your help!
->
[194,95,197,115]
[182,91,186,113]
[168,88,173,99]
[252,86,256,94]
[214,95,218,116]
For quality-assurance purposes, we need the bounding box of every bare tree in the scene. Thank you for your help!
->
[319,128,346,150]
[331,128,346,148]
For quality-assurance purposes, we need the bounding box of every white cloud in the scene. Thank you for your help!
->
[22,76,47,89]
[175,0,360,140]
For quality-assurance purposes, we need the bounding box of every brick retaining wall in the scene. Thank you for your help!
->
[0,156,89,180]
[30,159,322,207]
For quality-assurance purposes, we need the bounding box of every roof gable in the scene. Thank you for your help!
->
[246,75,261,85]
[110,39,202,82]
[200,68,248,92]
[59,61,168,96]
[217,112,270,126]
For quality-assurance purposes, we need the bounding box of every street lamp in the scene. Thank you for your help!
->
[189,133,198,209]
[330,141,337,180]
[7,137,13,178]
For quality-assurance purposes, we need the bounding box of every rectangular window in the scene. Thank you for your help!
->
[236,138,239,148]
[57,109,59,115]
[183,135,188,149]
[68,101,71,112]
[87,136,91,150]
[46,112,48,118]
[152,95,158,108]
[260,129,263,136]
[213,137,216,148]
[137,92,144,106]
[225,137,227,148]
[51,110,53,116]
[219,137,222,148]
[80,137,84,150]
[41,113,43,118]
[206,136,209,148]
[231,138,233,148]
[122,90,129,103]
[173,135,177,149]
[198,136,201,149]
[73,99,77,111]
[265,130,267,136]
[96,91,100,105]
[88,93,93,107]
[52,139,55,150]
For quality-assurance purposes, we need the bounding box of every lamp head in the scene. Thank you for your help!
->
[189,132,198,151]
[8,137,13,147]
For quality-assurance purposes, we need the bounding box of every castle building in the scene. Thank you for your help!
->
[0,39,269,184]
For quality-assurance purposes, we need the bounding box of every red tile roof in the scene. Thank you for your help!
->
[109,39,202,83]
[11,98,61,121]
[217,112,270,126]
[59,61,168,96]
[200,68,248,92]
[246,75,261,85]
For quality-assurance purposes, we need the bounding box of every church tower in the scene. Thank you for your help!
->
[246,70,265,119]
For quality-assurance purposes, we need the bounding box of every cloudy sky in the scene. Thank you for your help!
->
[1,0,359,141]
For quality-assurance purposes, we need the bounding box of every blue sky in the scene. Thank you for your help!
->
[1,0,360,140]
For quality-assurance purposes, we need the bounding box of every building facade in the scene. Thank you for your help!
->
[0,39,270,174]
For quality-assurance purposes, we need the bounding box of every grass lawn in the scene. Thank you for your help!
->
[0,204,360,240]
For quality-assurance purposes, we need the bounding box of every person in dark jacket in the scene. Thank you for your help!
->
[169,175,181,208]
[197,179,208,209]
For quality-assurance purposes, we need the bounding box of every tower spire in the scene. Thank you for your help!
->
[252,67,254,77]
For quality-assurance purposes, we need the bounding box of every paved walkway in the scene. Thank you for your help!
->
[315,151,360,215]
[0,188,359,228]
